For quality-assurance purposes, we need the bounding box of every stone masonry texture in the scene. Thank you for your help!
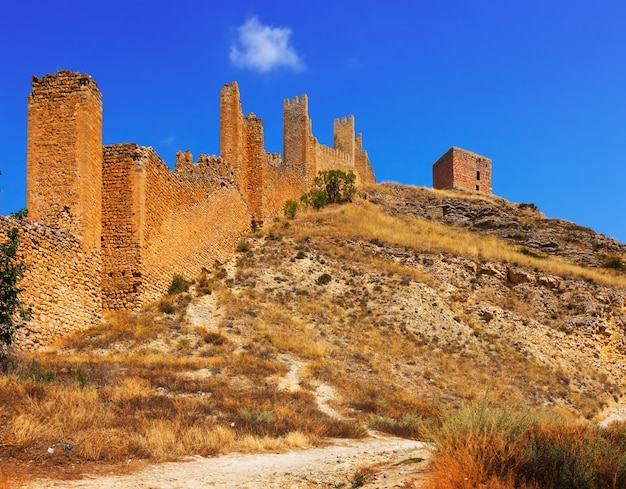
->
[432,146,492,195]
[7,70,377,348]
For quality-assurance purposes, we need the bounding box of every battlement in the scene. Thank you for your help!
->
[284,94,308,108]
[30,70,101,102]
[335,115,354,126]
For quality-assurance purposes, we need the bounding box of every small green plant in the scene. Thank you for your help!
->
[300,189,328,210]
[283,199,299,218]
[167,274,189,295]
[316,273,332,285]
[0,225,32,372]
[350,469,370,488]
[19,359,55,383]
[236,239,251,253]
[9,208,28,220]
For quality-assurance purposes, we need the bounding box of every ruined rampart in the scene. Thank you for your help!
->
[102,144,251,309]
[7,70,376,348]
[0,217,101,350]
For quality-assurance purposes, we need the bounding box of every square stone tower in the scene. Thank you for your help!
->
[432,146,492,194]
[26,70,103,250]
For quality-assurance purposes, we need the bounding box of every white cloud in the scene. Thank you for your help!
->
[159,136,176,146]
[230,17,305,73]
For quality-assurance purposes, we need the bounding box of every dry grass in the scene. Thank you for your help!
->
[0,302,367,477]
[424,399,626,489]
[295,200,626,289]
[3,188,626,483]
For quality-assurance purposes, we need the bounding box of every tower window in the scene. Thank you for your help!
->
[476,185,480,191]
[476,171,481,181]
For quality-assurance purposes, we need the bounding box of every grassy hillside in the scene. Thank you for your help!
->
[2,183,626,486]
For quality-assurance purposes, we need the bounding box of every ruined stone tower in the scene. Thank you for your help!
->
[432,147,492,195]
[334,116,355,162]
[283,95,315,182]
[27,70,103,250]
[219,82,266,219]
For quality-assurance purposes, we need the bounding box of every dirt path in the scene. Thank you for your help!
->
[25,434,430,489]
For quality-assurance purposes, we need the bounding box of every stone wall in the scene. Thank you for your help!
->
[140,147,251,305]
[433,147,492,194]
[103,144,251,308]
[101,144,146,310]
[13,69,376,348]
[223,85,376,223]
[0,217,101,349]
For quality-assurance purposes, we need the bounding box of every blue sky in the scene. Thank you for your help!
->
[1,1,625,243]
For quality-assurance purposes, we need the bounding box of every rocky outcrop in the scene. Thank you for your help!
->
[360,184,626,269]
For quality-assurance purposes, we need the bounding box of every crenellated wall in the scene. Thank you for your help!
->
[10,70,376,347]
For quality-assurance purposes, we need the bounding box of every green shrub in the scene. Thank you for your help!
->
[236,239,251,253]
[299,170,356,210]
[313,169,356,204]
[167,274,189,295]
[300,189,328,210]
[0,226,32,371]
[603,255,624,270]
[316,273,332,285]
[283,199,299,218]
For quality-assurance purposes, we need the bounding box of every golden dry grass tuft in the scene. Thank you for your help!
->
[424,400,626,489]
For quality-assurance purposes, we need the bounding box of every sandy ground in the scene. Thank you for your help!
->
[25,434,431,489]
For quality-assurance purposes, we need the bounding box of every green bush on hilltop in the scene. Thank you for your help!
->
[300,170,356,211]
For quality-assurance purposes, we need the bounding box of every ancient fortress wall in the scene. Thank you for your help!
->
[139,148,250,305]
[433,147,492,194]
[0,217,101,349]
[102,144,250,309]
[10,70,375,347]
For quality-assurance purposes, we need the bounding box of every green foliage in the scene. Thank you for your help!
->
[0,226,32,371]
[167,274,189,295]
[300,170,356,210]
[19,359,55,383]
[314,169,356,204]
[300,189,328,210]
[9,208,28,220]
[316,273,332,285]
[283,199,299,218]
[236,239,251,253]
